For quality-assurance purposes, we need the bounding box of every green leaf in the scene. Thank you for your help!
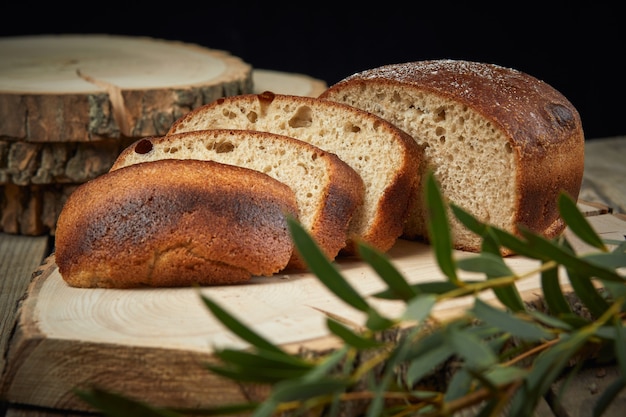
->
[358,241,419,300]
[271,378,349,403]
[402,294,437,322]
[446,323,497,370]
[521,227,623,282]
[458,252,525,312]
[584,251,626,270]
[287,216,371,313]
[558,192,607,251]
[613,316,626,376]
[457,253,512,277]
[373,280,479,299]
[425,171,459,284]
[483,365,529,386]
[540,261,572,316]
[451,203,488,237]
[406,343,454,387]
[451,203,545,259]
[527,310,574,330]
[303,345,350,381]
[567,268,610,319]
[326,318,382,349]
[205,363,309,384]
[250,399,280,417]
[214,348,312,371]
[470,299,553,342]
[512,332,589,413]
[444,367,473,402]
[75,387,182,417]
[364,307,396,331]
[200,294,283,354]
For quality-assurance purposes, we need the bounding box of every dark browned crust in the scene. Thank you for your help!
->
[55,159,299,288]
[321,60,585,248]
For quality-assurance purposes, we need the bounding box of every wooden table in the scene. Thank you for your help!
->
[1,136,625,417]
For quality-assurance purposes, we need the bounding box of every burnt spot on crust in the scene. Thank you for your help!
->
[545,102,577,131]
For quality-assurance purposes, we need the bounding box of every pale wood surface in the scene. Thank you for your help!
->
[0,136,624,415]
[0,35,253,142]
[253,68,327,97]
[579,136,626,215]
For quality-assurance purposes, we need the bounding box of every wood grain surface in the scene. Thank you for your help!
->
[0,34,253,142]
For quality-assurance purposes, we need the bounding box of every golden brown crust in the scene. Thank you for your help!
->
[168,92,423,255]
[55,159,299,288]
[110,129,365,270]
[321,60,584,251]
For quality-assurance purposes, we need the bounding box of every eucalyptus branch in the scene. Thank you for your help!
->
[77,171,625,417]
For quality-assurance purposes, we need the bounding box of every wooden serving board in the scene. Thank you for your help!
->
[2,205,625,412]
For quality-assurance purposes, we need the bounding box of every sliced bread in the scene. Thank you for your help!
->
[167,92,423,255]
[320,59,585,253]
[55,159,299,288]
[110,129,365,269]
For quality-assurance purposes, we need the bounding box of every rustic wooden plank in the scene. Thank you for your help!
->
[0,233,50,379]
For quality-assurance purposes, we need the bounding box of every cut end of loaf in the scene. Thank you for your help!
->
[321,60,585,252]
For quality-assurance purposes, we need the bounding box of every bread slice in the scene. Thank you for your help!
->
[110,129,365,269]
[167,92,423,255]
[320,59,585,253]
[55,159,299,288]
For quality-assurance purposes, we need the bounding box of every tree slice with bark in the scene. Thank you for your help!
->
[0,34,253,142]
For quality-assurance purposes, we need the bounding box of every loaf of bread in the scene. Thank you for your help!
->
[110,129,365,269]
[167,92,423,255]
[320,59,585,253]
[55,159,299,288]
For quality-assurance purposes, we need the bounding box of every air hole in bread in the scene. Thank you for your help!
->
[164,146,179,154]
[246,111,258,123]
[288,107,313,128]
[214,141,235,153]
[297,162,309,175]
[222,109,238,120]
[434,108,446,122]
[347,123,361,134]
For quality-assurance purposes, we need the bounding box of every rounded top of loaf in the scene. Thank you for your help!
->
[55,159,299,288]
[329,59,584,152]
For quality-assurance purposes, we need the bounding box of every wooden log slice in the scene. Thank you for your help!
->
[0,137,136,186]
[1,183,79,235]
[252,68,327,97]
[0,34,253,142]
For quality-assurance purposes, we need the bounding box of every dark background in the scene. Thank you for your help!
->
[3,3,623,140]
